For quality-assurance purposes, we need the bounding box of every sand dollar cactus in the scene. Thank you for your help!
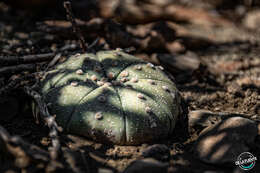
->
[39,50,182,145]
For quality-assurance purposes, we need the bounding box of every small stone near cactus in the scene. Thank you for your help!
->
[37,50,182,145]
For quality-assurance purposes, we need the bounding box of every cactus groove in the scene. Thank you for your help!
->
[38,50,182,145]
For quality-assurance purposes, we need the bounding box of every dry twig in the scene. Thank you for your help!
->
[24,86,62,160]
[0,64,36,75]
[0,74,36,96]
[0,53,55,66]
[64,1,87,52]
[0,125,50,166]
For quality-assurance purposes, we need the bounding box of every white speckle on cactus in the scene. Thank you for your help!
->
[162,85,170,92]
[97,81,104,86]
[120,77,128,83]
[76,69,83,75]
[74,53,81,57]
[108,72,114,79]
[115,48,123,51]
[130,77,138,83]
[95,112,103,120]
[137,93,145,100]
[70,81,78,87]
[145,106,152,113]
[91,75,97,81]
[157,66,164,70]
[134,65,142,70]
[104,82,112,87]
[101,77,108,82]
[171,92,176,100]
[147,79,156,85]
[121,71,129,77]
[146,63,155,68]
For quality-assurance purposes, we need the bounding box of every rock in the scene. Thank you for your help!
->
[188,110,222,128]
[243,10,260,30]
[236,76,260,88]
[157,52,200,74]
[123,158,168,173]
[193,116,258,164]
[141,144,170,162]
[227,83,243,97]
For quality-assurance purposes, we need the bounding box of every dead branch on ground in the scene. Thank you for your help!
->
[64,1,87,52]
[0,53,55,66]
[24,87,62,161]
[0,64,36,75]
[0,125,50,169]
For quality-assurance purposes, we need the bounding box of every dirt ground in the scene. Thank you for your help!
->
[0,1,259,173]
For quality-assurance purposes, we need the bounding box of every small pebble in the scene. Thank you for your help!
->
[76,69,83,75]
[95,112,103,120]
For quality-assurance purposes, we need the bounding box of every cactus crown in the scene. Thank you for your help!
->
[39,50,181,145]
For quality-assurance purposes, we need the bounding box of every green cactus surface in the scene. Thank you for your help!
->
[39,50,181,145]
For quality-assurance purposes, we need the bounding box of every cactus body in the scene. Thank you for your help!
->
[39,50,181,145]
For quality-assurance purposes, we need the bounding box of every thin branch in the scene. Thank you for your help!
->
[0,125,50,164]
[0,74,35,96]
[0,53,55,66]
[0,64,36,75]
[24,86,62,160]
[64,1,87,52]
